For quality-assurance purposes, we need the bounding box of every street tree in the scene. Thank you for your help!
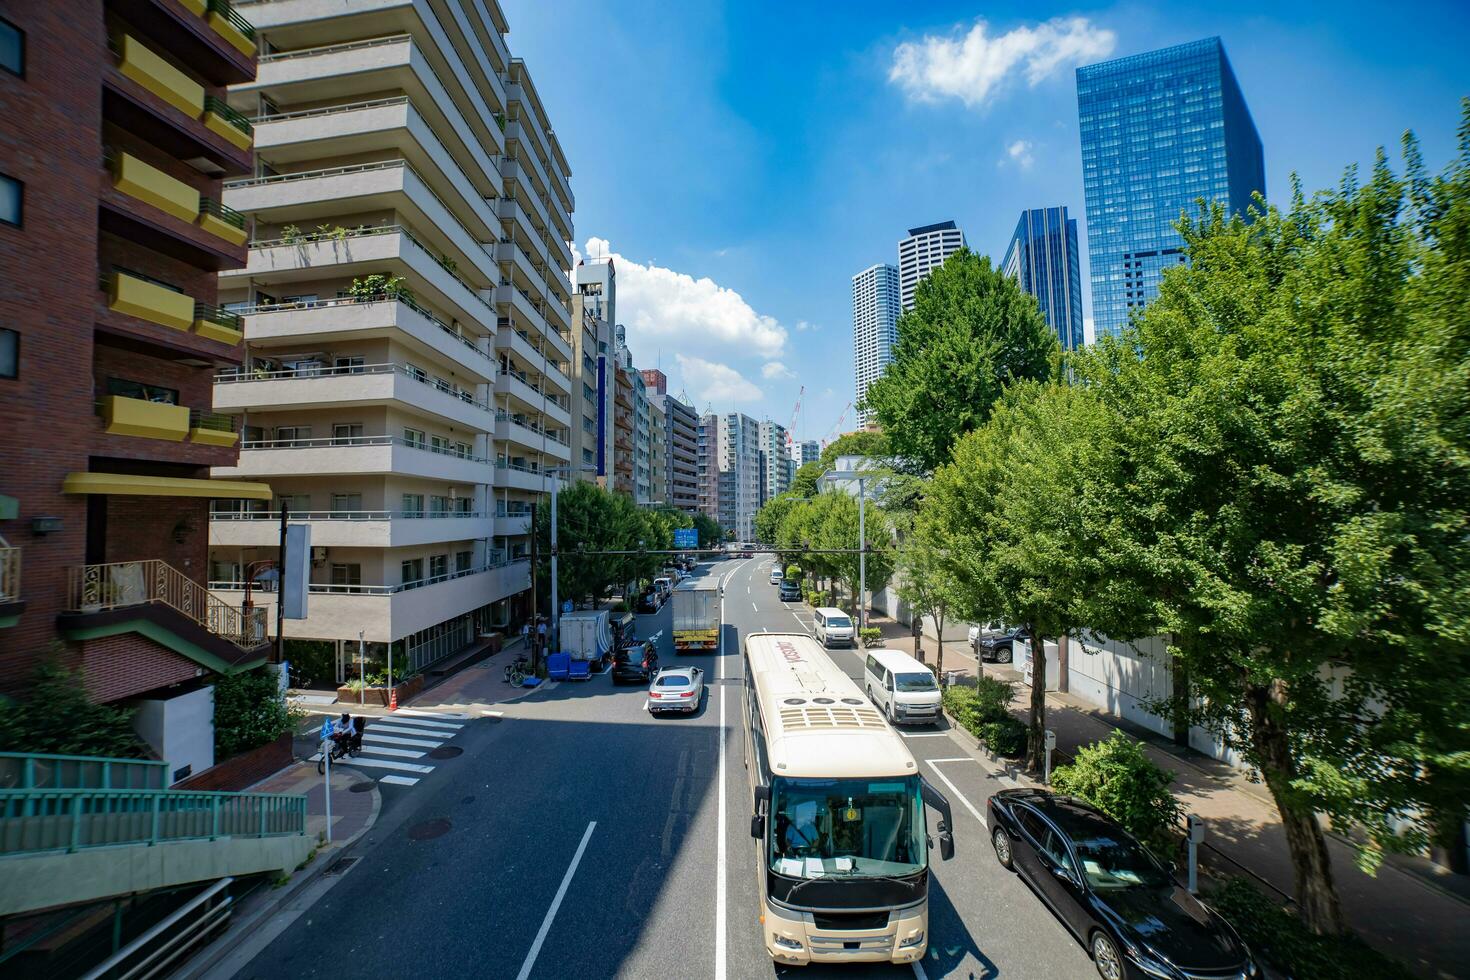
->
[691,512,722,549]
[1075,119,1470,934]
[861,249,1057,473]
[894,527,948,675]
[816,431,890,472]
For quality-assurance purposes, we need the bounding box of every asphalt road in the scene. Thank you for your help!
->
[223,557,1098,980]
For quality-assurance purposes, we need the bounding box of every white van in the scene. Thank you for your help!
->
[812,607,854,648]
[863,649,941,725]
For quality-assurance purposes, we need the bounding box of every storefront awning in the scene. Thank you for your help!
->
[62,473,273,501]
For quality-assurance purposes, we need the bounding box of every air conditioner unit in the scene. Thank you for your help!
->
[311,547,329,564]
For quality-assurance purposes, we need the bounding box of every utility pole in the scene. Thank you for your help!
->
[858,475,866,629]
[529,501,539,669]
[275,500,288,664]
[550,474,559,659]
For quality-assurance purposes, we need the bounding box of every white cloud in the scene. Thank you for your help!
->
[761,361,796,380]
[583,238,787,359]
[889,17,1115,109]
[676,355,763,403]
[1003,139,1035,169]
[795,320,818,332]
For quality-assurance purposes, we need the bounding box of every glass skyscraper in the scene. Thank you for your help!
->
[1077,37,1265,338]
[1002,206,1084,351]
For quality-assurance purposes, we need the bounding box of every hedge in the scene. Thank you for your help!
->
[942,678,1027,758]
[1049,729,1181,858]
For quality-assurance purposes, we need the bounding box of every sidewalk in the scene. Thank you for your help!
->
[248,759,380,851]
[865,614,1469,979]
[406,636,560,712]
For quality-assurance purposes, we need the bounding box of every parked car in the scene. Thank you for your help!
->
[988,789,1258,980]
[646,666,705,714]
[863,649,941,725]
[612,641,658,685]
[967,622,1008,645]
[778,579,803,602]
[813,607,854,648]
[769,568,784,586]
[975,626,1025,664]
[636,589,661,614]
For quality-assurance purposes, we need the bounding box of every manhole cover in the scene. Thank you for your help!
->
[428,746,463,760]
[407,818,452,841]
[324,857,359,876]
[461,795,476,805]
[349,781,374,793]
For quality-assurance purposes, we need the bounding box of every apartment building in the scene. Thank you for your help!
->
[898,220,966,311]
[647,397,667,506]
[757,419,791,505]
[696,413,719,525]
[0,0,266,767]
[719,412,760,541]
[611,360,634,495]
[572,257,614,481]
[206,0,575,676]
[650,390,698,512]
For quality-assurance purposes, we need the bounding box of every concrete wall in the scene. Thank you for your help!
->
[134,686,215,784]
[1068,633,1175,740]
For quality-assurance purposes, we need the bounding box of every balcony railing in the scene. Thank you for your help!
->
[239,433,490,464]
[253,95,409,123]
[189,409,236,433]
[0,536,18,603]
[0,751,168,792]
[234,293,492,362]
[203,95,253,135]
[199,196,245,230]
[495,410,569,446]
[208,558,525,597]
[216,361,493,412]
[254,33,408,64]
[66,560,267,651]
[206,0,256,41]
[194,302,241,331]
[211,509,482,521]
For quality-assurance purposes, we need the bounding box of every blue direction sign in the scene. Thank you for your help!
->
[673,528,699,549]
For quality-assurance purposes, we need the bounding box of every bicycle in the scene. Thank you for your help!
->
[503,656,529,686]
[288,665,313,690]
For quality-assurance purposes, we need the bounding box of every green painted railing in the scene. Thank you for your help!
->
[0,788,307,855]
[0,751,168,792]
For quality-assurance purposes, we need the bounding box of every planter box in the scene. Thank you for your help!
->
[335,674,425,707]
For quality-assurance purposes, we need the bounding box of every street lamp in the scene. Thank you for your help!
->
[821,470,869,628]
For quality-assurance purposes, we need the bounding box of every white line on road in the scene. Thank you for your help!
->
[925,757,973,763]
[378,774,420,786]
[375,716,463,730]
[912,960,930,980]
[307,754,434,773]
[390,709,469,720]
[751,600,758,611]
[363,733,443,749]
[897,732,951,739]
[481,710,505,717]
[516,821,596,980]
[358,746,425,758]
[747,585,750,595]
[923,759,986,826]
[367,723,456,738]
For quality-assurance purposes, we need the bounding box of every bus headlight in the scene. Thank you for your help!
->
[773,935,803,950]
[899,931,925,949]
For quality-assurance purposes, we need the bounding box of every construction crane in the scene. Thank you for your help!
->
[785,385,804,446]
[822,401,854,446]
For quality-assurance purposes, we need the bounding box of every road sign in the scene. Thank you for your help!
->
[673,528,698,549]
[562,600,573,613]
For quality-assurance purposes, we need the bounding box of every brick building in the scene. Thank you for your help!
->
[0,0,267,776]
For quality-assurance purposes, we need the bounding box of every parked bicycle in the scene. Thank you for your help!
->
[288,664,313,690]
[504,655,529,686]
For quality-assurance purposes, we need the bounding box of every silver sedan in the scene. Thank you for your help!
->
[646,666,704,715]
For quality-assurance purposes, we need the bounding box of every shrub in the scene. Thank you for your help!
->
[977,717,1028,757]
[941,682,1027,757]
[859,627,883,648]
[0,657,145,758]
[213,666,292,759]
[1208,878,1414,980]
[1049,730,1182,857]
[972,674,1016,719]
[785,564,801,580]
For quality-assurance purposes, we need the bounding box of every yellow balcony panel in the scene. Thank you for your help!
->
[204,110,252,151]
[112,152,200,223]
[207,11,256,57]
[190,426,238,447]
[193,316,242,345]
[198,211,247,246]
[63,472,272,500]
[109,273,194,332]
[117,35,204,118]
[102,396,190,442]
[178,0,206,14]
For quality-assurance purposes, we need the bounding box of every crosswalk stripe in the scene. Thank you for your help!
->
[336,756,434,774]
[378,716,462,730]
[368,723,457,738]
[362,746,426,759]
[363,733,443,749]
[379,774,420,786]
[388,710,468,723]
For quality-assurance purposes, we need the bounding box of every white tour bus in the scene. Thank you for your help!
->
[742,632,955,966]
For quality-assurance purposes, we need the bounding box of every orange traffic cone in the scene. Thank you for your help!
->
[388,686,398,712]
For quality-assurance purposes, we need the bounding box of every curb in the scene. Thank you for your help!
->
[176,764,382,980]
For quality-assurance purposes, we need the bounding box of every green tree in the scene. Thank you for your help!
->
[816,431,890,472]
[691,512,722,549]
[789,461,822,498]
[1073,116,1470,934]
[861,249,1057,473]
[0,656,145,758]
[754,492,801,546]
[533,482,651,607]
[894,526,948,675]
[213,666,292,759]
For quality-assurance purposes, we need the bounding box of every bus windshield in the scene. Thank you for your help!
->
[768,776,925,880]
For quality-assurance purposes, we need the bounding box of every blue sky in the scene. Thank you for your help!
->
[504,0,1470,444]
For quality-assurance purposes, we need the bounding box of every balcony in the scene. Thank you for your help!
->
[117,33,204,117]
[107,271,194,332]
[235,295,494,382]
[204,0,257,57]
[198,197,247,245]
[208,560,530,642]
[220,434,491,483]
[194,302,244,345]
[190,409,239,446]
[495,461,561,493]
[63,559,268,656]
[111,151,199,223]
[203,96,253,151]
[495,412,571,460]
[100,395,189,441]
[497,369,571,426]
[213,361,494,432]
[210,509,493,549]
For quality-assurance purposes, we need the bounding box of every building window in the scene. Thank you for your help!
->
[401,493,424,518]
[330,563,362,593]
[400,558,424,588]
[330,493,361,517]
[332,423,362,444]
[403,427,425,448]
[0,173,20,227]
[0,328,16,379]
[456,550,473,571]
[429,554,448,579]
[0,17,22,77]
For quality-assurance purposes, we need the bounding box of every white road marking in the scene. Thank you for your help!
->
[481,710,505,717]
[747,585,750,594]
[716,629,728,980]
[332,756,434,774]
[358,746,425,759]
[751,600,758,611]
[923,759,986,825]
[376,716,462,730]
[363,733,443,749]
[898,731,951,738]
[391,709,469,720]
[925,757,973,763]
[912,960,930,980]
[516,821,596,980]
[367,723,456,738]
[379,775,420,786]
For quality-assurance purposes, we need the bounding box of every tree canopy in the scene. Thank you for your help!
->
[861,249,1057,473]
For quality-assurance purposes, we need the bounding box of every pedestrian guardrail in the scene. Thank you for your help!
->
[0,751,168,792]
[0,787,307,855]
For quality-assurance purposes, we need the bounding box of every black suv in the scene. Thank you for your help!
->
[778,579,802,602]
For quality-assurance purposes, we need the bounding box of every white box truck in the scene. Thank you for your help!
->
[559,609,612,661]
[672,579,720,652]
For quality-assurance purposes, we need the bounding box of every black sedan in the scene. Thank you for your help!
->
[778,579,802,602]
[974,626,1024,663]
[611,642,659,685]
[987,789,1257,980]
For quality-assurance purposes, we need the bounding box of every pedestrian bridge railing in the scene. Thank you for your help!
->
[0,751,169,792]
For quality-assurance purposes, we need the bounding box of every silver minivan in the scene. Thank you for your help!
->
[864,649,941,725]
[812,607,854,648]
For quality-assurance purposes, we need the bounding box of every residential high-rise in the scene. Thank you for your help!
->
[898,220,966,310]
[719,413,760,540]
[851,264,900,427]
[757,420,791,505]
[0,2,265,762]
[647,397,667,506]
[696,414,720,525]
[611,361,635,495]
[793,440,821,469]
[640,368,666,396]
[209,1,575,675]
[1002,207,1084,351]
[1078,37,1265,339]
[572,258,615,480]
[651,391,699,511]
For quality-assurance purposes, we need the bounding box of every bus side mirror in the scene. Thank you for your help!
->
[750,813,765,839]
[938,820,955,861]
